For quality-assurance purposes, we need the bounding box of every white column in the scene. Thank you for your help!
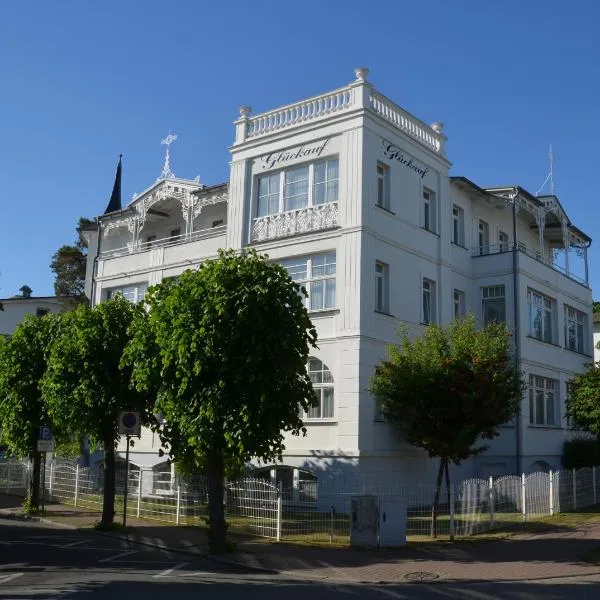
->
[234,105,251,145]
[562,222,570,276]
[536,209,545,260]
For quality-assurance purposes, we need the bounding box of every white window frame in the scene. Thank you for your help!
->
[304,357,334,420]
[499,230,509,252]
[106,283,148,304]
[529,375,558,427]
[481,285,506,326]
[527,289,554,344]
[280,253,336,312]
[422,278,437,325]
[478,219,490,255]
[452,205,465,247]
[453,289,465,319]
[375,261,390,314]
[376,161,390,210]
[256,157,339,217]
[564,305,586,354]
[423,187,436,233]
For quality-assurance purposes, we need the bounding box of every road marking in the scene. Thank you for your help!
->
[59,539,88,548]
[153,562,189,578]
[375,587,409,599]
[98,550,139,563]
[0,541,11,545]
[0,572,24,584]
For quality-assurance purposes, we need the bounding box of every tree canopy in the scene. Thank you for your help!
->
[50,217,93,309]
[124,249,317,552]
[370,315,523,537]
[566,365,600,437]
[0,313,63,509]
[42,296,151,525]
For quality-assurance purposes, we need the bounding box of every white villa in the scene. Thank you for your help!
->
[82,68,593,492]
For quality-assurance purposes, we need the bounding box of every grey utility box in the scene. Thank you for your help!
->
[350,495,379,547]
[379,498,407,547]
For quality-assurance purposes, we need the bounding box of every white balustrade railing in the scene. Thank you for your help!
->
[100,225,227,259]
[247,88,355,138]
[369,91,443,154]
[251,202,339,243]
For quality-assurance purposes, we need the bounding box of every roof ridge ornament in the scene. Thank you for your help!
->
[158,132,177,181]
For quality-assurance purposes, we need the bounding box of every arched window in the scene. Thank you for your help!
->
[306,357,334,419]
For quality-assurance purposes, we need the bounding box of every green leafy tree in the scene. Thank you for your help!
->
[0,314,63,510]
[370,315,523,537]
[123,249,317,553]
[42,296,150,525]
[593,301,600,314]
[566,366,600,436]
[50,217,93,309]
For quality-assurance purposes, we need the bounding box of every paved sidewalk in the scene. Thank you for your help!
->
[2,493,600,584]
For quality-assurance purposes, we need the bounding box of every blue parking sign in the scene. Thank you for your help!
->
[39,425,52,441]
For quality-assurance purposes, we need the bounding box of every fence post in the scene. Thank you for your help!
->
[6,460,11,492]
[48,462,54,497]
[74,464,80,507]
[449,484,455,541]
[573,468,577,510]
[593,466,597,506]
[276,490,282,542]
[137,469,142,518]
[521,473,526,521]
[176,485,181,525]
[489,476,495,528]
[549,470,554,516]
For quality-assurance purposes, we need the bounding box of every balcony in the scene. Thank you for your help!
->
[471,243,588,287]
[100,226,226,259]
[251,202,339,243]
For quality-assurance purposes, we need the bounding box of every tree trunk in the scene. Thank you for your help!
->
[207,452,227,554]
[430,457,446,538]
[29,451,41,511]
[445,460,453,541]
[101,437,116,525]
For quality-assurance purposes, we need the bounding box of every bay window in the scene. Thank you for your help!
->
[256,158,339,217]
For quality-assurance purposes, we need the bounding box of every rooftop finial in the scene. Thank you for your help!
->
[354,67,369,82]
[431,122,444,133]
[158,131,177,180]
[238,105,252,117]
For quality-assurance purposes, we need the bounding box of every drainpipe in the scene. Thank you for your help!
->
[511,189,522,474]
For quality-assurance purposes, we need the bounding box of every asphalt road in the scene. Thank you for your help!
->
[1,517,600,599]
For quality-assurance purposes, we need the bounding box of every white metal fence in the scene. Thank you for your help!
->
[1,459,598,543]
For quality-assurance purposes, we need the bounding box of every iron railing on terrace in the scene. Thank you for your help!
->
[471,243,588,286]
[100,225,226,259]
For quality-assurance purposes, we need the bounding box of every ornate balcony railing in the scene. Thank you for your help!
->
[100,225,226,259]
[251,202,339,243]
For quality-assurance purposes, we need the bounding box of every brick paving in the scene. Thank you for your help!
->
[2,493,600,583]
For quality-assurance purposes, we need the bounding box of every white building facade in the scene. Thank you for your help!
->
[83,69,593,489]
[0,294,64,337]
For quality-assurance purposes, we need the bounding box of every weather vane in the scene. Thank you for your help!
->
[158,131,177,180]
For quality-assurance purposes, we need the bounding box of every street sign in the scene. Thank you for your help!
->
[39,425,52,441]
[37,439,55,452]
[118,411,141,436]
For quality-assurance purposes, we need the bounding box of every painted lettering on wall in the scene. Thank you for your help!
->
[259,139,330,170]
[381,140,430,179]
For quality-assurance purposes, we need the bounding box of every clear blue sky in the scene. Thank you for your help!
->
[1,1,599,298]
